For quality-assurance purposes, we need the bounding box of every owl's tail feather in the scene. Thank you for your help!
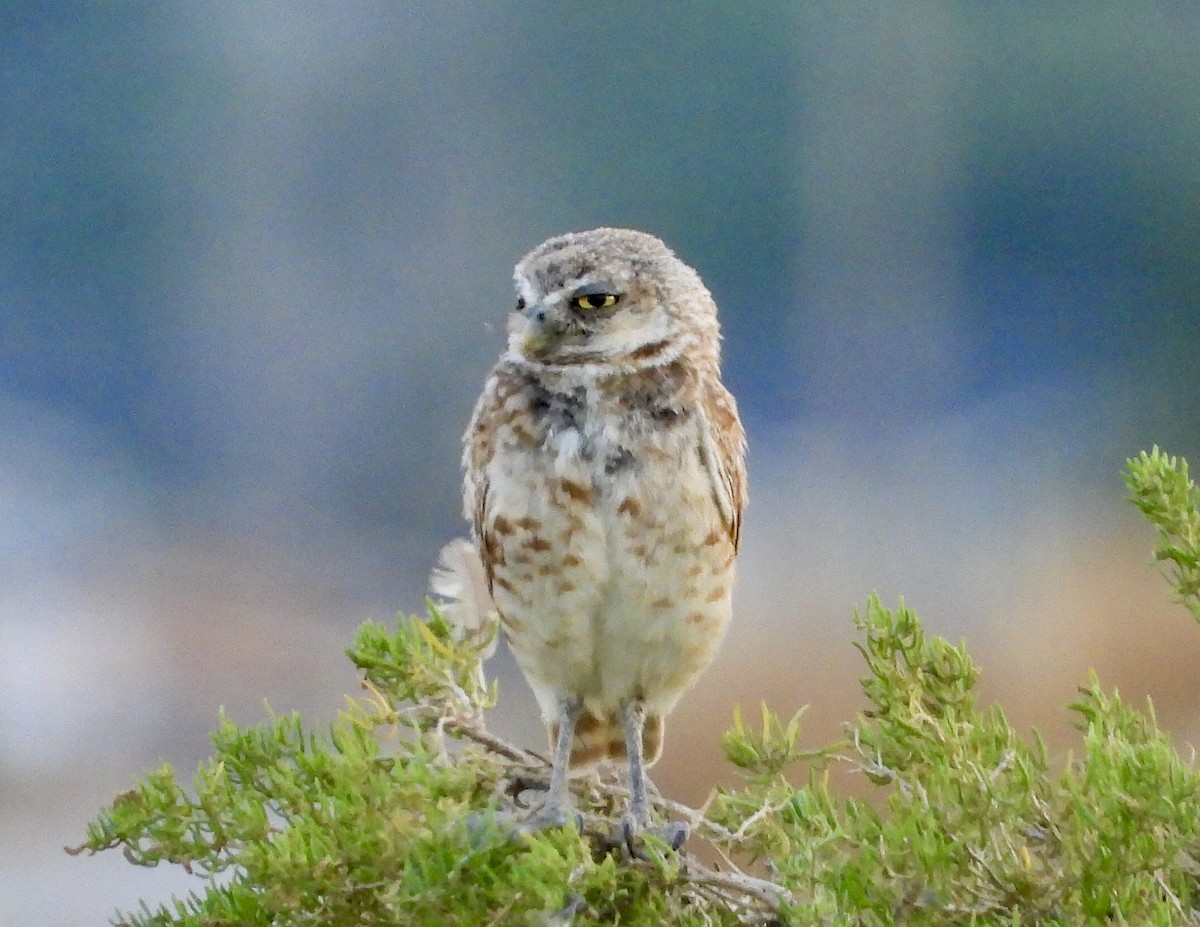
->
[428,538,498,659]
[551,710,664,769]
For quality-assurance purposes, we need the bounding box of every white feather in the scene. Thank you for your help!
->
[428,538,499,660]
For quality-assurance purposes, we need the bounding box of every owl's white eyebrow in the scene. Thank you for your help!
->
[569,279,620,297]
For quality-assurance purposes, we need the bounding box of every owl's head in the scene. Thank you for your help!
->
[506,228,720,371]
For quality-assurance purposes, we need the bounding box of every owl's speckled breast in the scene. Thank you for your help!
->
[480,366,735,730]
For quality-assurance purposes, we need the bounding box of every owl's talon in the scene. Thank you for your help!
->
[618,815,688,855]
[660,820,689,851]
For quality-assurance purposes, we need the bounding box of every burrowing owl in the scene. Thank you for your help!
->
[462,228,746,845]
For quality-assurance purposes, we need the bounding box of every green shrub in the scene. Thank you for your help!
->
[71,448,1200,925]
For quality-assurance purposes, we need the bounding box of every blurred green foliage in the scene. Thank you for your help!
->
[1126,447,1200,623]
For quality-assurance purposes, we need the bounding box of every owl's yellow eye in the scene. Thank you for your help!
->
[571,293,619,311]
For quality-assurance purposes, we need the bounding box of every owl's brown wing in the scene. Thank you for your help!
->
[469,474,495,592]
[462,371,505,594]
[697,380,748,552]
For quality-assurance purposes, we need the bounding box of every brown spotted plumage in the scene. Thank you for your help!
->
[461,227,746,842]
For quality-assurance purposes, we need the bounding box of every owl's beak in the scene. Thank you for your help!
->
[520,305,564,358]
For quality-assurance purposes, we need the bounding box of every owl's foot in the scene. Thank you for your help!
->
[617,815,689,855]
[517,802,583,836]
[512,699,583,839]
[613,700,687,854]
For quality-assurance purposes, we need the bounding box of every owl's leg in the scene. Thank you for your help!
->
[622,700,654,832]
[620,700,688,852]
[521,699,582,833]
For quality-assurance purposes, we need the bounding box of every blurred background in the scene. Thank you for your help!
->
[3,3,1200,923]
